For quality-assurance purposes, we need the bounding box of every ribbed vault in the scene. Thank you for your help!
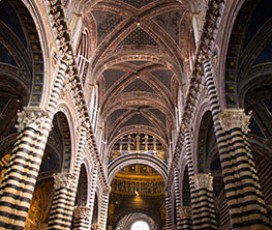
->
[80,0,193,228]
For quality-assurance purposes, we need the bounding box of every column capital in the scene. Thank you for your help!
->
[103,186,111,195]
[53,172,76,189]
[219,109,250,133]
[91,224,100,230]
[179,206,192,219]
[74,206,91,220]
[192,173,213,190]
[16,107,49,132]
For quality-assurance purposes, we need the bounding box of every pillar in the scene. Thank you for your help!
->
[165,192,172,230]
[184,130,216,229]
[99,190,110,230]
[48,126,87,229]
[88,166,98,224]
[178,206,193,230]
[203,58,270,229]
[47,173,76,229]
[173,169,183,229]
[0,62,68,229]
[192,173,217,229]
[73,206,91,230]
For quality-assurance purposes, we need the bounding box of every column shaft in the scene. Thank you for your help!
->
[48,127,87,229]
[73,206,91,230]
[165,194,172,230]
[179,206,193,230]
[0,63,67,229]
[89,167,98,224]
[192,174,217,229]
[174,170,187,229]
[47,173,76,229]
[184,130,217,229]
[203,59,270,229]
[99,192,110,230]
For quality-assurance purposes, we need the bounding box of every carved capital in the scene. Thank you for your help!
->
[193,173,213,190]
[74,206,91,220]
[53,172,76,189]
[103,187,111,195]
[219,109,250,133]
[179,206,192,219]
[91,224,100,230]
[16,108,49,132]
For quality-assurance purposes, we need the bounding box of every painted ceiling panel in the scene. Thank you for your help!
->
[151,69,173,90]
[119,27,158,47]
[103,69,126,90]
[123,114,153,127]
[154,10,184,44]
[92,11,124,45]
[149,109,166,125]
[122,79,156,93]
[119,0,155,9]
[110,109,128,124]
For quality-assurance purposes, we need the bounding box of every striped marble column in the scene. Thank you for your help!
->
[173,169,183,229]
[47,173,76,229]
[165,193,172,230]
[178,206,193,230]
[0,62,67,229]
[203,58,270,229]
[48,126,87,229]
[99,191,110,230]
[89,166,98,224]
[192,173,217,229]
[184,130,217,229]
[73,206,91,230]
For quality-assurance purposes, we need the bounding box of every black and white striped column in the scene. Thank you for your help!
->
[99,190,110,230]
[173,169,183,229]
[89,166,98,225]
[73,206,91,229]
[0,62,67,229]
[165,193,172,230]
[203,58,270,229]
[178,206,193,230]
[174,166,193,229]
[184,130,216,229]
[192,173,217,229]
[48,126,87,229]
[47,173,76,229]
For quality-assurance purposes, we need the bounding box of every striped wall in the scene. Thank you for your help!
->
[203,58,271,229]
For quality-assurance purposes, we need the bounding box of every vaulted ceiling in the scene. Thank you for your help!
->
[82,0,193,162]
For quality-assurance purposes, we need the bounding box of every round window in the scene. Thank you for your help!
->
[130,220,150,230]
